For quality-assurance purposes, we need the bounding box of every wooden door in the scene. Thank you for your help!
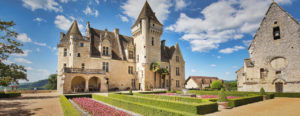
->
[275,82,283,93]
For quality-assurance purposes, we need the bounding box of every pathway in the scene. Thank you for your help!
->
[206,98,300,116]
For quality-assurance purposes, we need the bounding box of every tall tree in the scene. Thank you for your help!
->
[45,74,57,90]
[150,62,160,88]
[0,20,27,86]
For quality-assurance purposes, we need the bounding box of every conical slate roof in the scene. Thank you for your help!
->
[66,20,82,38]
[132,1,162,28]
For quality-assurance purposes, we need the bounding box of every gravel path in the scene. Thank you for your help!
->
[206,98,300,116]
[0,93,63,116]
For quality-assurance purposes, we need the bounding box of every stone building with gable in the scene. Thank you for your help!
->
[57,1,185,94]
[236,2,300,92]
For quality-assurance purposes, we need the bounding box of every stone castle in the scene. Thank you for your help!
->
[57,1,185,94]
[237,2,300,92]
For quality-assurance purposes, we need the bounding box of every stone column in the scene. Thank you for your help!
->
[100,78,108,92]
[85,78,89,92]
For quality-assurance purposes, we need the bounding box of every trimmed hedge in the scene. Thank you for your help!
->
[273,93,300,98]
[92,94,198,116]
[184,90,275,99]
[134,93,205,104]
[59,95,81,116]
[0,92,21,98]
[139,91,167,94]
[228,95,263,108]
[109,93,217,115]
[64,94,92,99]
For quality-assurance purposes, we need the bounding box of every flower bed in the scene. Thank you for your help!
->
[199,95,240,99]
[72,97,132,116]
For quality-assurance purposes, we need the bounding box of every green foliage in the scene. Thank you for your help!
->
[92,94,199,116]
[159,68,169,76]
[260,88,266,95]
[45,74,57,90]
[273,92,300,97]
[218,88,228,102]
[150,62,160,72]
[134,93,204,104]
[0,92,21,98]
[223,81,237,91]
[210,80,223,90]
[228,95,263,107]
[129,88,133,95]
[108,93,217,115]
[59,95,81,116]
[0,20,27,86]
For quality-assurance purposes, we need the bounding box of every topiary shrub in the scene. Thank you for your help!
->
[218,88,228,102]
[211,80,223,90]
[260,88,266,95]
[129,88,133,95]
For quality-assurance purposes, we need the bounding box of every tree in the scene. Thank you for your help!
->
[0,20,27,86]
[218,88,228,102]
[159,68,169,76]
[260,88,266,95]
[211,80,223,90]
[45,74,57,90]
[150,62,160,88]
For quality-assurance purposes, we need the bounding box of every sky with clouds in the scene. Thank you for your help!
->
[1,0,300,82]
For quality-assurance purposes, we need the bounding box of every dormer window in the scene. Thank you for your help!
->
[102,47,109,56]
[129,51,134,59]
[273,21,280,40]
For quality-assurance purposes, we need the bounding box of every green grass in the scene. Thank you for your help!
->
[59,95,81,116]
[134,93,206,104]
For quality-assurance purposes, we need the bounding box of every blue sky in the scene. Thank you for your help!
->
[1,0,300,82]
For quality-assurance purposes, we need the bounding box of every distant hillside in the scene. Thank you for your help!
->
[18,79,49,90]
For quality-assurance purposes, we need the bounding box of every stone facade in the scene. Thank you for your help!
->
[237,2,300,92]
[185,76,220,89]
[57,1,185,94]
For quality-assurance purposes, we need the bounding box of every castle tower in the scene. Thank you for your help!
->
[131,1,163,90]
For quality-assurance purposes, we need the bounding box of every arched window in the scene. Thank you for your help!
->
[273,21,280,40]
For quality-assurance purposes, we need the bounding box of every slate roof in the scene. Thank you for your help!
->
[161,42,176,62]
[132,1,163,28]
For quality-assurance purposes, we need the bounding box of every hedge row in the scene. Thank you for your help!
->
[228,95,263,108]
[108,93,217,115]
[0,92,21,98]
[92,94,198,116]
[273,93,300,98]
[64,94,92,99]
[184,90,275,99]
[59,95,81,116]
[134,93,205,104]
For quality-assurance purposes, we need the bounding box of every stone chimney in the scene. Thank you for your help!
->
[161,40,166,48]
[60,32,65,40]
[114,28,119,35]
[86,21,90,38]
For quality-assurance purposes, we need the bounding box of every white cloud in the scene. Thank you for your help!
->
[54,15,84,31]
[2,59,13,64]
[219,46,245,54]
[119,14,129,22]
[167,0,292,52]
[12,49,32,57]
[26,68,52,82]
[33,42,47,46]
[60,0,77,3]
[95,0,100,4]
[121,0,172,23]
[217,56,222,59]
[26,67,33,71]
[17,33,32,43]
[33,17,46,22]
[243,40,252,47]
[14,58,32,64]
[175,0,188,11]
[36,48,40,52]
[225,72,230,75]
[83,6,99,17]
[22,0,63,12]
[191,69,196,73]
[210,64,216,67]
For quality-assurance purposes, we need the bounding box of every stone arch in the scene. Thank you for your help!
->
[272,78,287,84]
[71,76,86,93]
[88,77,101,92]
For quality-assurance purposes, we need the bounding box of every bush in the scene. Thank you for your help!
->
[129,88,133,95]
[228,95,263,107]
[134,93,204,104]
[64,94,92,99]
[0,92,21,98]
[218,88,228,102]
[59,95,81,116]
[92,94,198,116]
[273,92,300,97]
[109,93,217,115]
[260,88,266,95]
[211,80,223,90]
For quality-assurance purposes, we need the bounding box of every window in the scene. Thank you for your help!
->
[102,62,109,72]
[131,79,136,89]
[81,63,85,69]
[176,67,180,76]
[276,71,281,75]
[166,80,169,87]
[63,63,66,68]
[176,80,180,87]
[129,51,134,59]
[176,56,179,62]
[80,43,84,47]
[273,22,280,40]
[102,47,109,56]
[128,66,133,74]
[260,68,264,79]
[64,48,67,56]
[152,37,154,46]
[77,53,80,57]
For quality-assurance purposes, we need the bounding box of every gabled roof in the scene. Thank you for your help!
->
[161,45,176,62]
[248,2,300,50]
[132,1,163,28]
[185,76,220,85]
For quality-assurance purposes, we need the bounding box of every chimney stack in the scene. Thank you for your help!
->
[60,32,65,40]
[114,28,119,35]
[161,40,166,48]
